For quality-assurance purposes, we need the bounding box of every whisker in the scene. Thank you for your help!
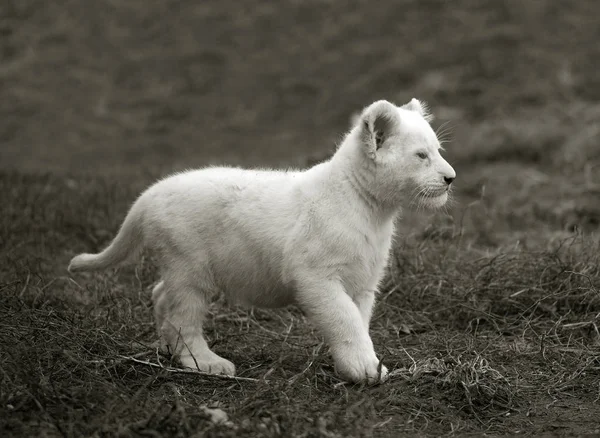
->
[408,186,427,211]
[437,133,453,146]
[435,121,454,139]
[435,121,454,136]
[417,186,433,213]
[408,183,426,203]
[435,122,455,148]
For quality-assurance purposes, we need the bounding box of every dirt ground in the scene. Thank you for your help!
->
[1,0,600,436]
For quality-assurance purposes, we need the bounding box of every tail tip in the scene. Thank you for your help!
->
[68,254,90,273]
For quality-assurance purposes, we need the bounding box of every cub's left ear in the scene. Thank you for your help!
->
[359,100,399,159]
[402,98,434,122]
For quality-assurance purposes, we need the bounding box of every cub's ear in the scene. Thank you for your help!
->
[402,98,434,122]
[359,100,399,158]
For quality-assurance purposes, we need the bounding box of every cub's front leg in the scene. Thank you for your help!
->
[295,277,388,384]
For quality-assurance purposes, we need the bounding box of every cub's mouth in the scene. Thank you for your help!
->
[418,187,449,209]
[421,188,448,198]
[422,192,448,207]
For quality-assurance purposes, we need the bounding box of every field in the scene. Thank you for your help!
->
[2,0,600,436]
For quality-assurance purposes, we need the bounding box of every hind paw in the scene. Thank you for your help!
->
[179,354,236,376]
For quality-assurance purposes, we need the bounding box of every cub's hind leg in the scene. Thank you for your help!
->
[152,279,235,376]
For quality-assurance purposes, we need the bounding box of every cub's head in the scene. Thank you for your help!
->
[354,99,456,210]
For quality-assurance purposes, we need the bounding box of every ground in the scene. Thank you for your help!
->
[1,0,600,436]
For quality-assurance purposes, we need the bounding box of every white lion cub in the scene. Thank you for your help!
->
[68,99,456,384]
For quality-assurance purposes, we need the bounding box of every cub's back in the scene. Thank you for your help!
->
[146,166,299,212]
[141,166,303,250]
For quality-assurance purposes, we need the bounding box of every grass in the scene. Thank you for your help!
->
[2,0,600,436]
[2,169,599,436]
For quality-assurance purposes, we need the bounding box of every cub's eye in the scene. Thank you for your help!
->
[416,151,428,160]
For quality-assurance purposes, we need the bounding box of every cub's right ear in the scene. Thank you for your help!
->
[359,100,399,159]
[402,98,434,122]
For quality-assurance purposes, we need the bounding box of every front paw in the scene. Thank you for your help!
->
[333,348,388,384]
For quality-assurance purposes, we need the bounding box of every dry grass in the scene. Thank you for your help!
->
[2,169,599,436]
[2,0,600,436]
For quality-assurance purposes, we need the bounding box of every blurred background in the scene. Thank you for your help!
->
[1,0,599,241]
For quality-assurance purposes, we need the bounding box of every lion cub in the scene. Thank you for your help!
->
[68,99,456,383]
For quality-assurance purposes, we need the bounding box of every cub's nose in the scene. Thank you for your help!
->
[444,176,455,185]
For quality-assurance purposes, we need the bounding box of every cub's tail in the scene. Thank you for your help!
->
[68,199,145,273]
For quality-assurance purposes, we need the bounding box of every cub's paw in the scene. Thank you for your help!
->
[179,355,236,376]
[334,351,388,384]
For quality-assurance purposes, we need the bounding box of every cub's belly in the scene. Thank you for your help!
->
[232,283,296,308]
[209,248,295,309]
[220,275,296,309]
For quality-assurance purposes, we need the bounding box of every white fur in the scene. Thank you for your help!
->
[68,99,456,384]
